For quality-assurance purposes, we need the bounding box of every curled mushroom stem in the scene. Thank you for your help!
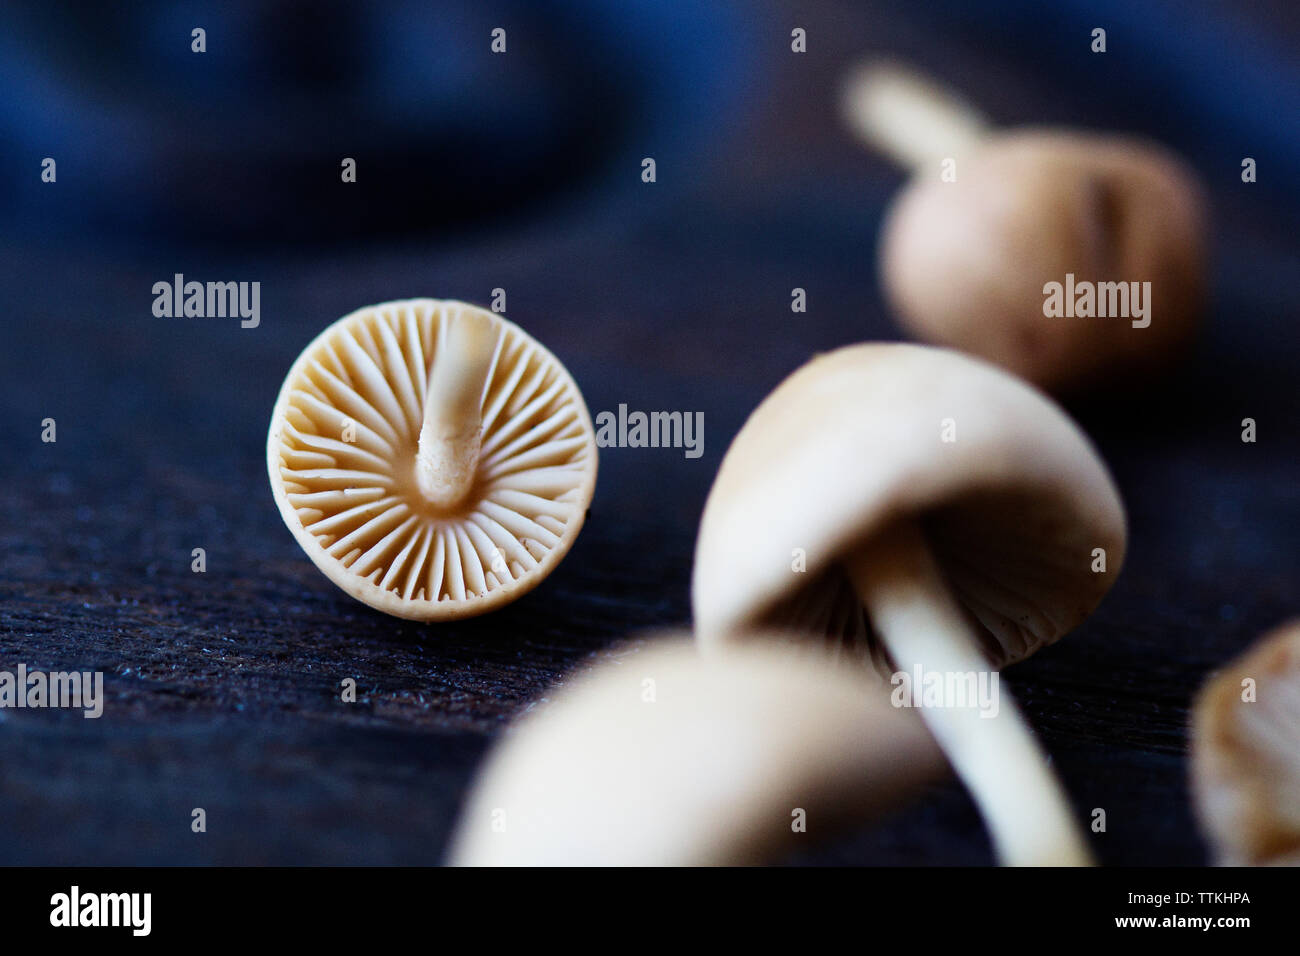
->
[841,60,990,170]
[844,520,1093,866]
[415,313,498,510]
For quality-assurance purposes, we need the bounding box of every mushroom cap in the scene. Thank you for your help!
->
[449,634,945,865]
[267,299,597,621]
[692,343,1126,669]
[1192,620,1300,866]
[880,129,1207,393]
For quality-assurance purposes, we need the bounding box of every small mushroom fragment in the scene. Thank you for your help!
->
[1192,620,1300,866]
[693,343,1127,865]
[450,635,945,866]
[842,61,1207,393]
[268,299,597,620]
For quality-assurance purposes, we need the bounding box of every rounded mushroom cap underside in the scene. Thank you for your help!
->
[692,343,1126,670]
[880,129,1207,393]
[267,299,597,621]
[449,634,945,866]
[1193,620,1300,866]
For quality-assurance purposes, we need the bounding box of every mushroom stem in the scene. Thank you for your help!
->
[841,61,990,170]
[844,520,1093,866]
[415,313,498,509]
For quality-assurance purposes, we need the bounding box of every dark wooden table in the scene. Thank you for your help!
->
[1,0,1296,865]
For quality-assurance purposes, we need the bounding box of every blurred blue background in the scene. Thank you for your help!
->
[1,0,1296,247]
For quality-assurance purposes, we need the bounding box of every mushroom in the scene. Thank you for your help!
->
[267,299,598,620]
[842,61,1207,394]
[692,342,1127,865]
[1192,619,1300,866]
[449,634,945,865]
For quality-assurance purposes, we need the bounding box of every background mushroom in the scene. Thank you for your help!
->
[692,343,1126,865]
[842,60,1207,394]
[1192,619,1300,866]
[267,299,597,620]
[449,634,945,866]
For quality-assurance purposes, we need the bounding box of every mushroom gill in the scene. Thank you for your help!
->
[268,299,597,620]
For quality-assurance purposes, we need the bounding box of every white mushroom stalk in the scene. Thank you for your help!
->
[840,60,989,170]
[847,520,1092,866]
[416,313,500,510]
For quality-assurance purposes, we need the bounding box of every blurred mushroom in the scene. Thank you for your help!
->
[1192,619,1300,866]
[842,60,1207,394]
[692,343,1126,864]
[268,299,597,620]
[450,635,945,865]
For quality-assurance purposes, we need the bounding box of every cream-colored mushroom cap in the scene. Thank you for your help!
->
[879,130,1206,393]
[268,299,597,621]
[694,343,1124,664]
[842,60,1206,394]
[1193,620,1300,866]
[450,635,945,866]
[693,343,1125,866]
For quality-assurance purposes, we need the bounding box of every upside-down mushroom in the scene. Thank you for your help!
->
[268,299,597,620]
[693,343,1127,865]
